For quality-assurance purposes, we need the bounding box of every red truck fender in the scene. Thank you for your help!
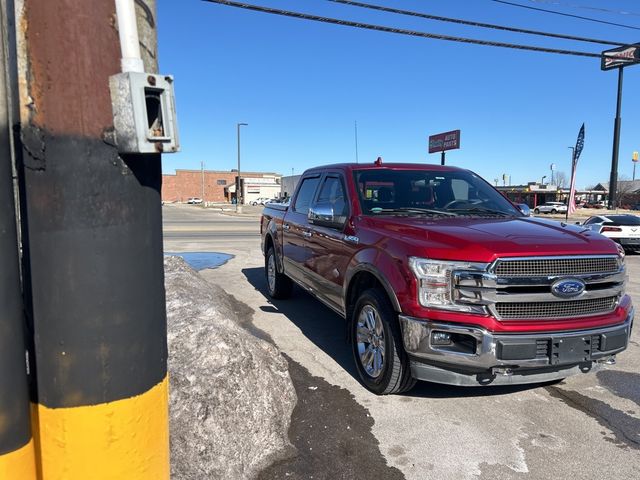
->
[263,222,285,274]
[343,248,408,317]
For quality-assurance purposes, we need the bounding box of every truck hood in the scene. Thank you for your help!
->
[363,215,620,262]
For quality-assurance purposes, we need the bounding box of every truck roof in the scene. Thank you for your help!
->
[303,162,466,175]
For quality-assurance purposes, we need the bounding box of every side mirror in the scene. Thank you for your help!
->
[516,203,531,217]
[308,203,347,230]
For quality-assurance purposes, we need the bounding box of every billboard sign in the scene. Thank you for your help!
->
[428,130,460,154]
[601,43,640,70]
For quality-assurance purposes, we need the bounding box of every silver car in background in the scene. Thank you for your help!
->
[534,202,568,214]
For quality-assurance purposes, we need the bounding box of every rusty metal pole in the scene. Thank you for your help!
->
[15,0,169,478]
[0,0,36,476]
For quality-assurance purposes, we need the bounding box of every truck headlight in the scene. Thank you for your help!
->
[615,244,627,286]
[408,257,487,313]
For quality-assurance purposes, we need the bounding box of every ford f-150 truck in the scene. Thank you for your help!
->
[260,161,634,394]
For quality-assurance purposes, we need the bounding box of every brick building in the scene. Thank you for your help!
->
[162,169,281,203]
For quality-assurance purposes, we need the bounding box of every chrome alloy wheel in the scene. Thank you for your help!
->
[267,252,277,294]
[356,304,386,379]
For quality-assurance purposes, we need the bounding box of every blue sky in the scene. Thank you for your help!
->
[158,0,640,188]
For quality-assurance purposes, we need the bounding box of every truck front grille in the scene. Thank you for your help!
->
[495,296,618,320]
[453,255,625,321]
[494,257,620,277]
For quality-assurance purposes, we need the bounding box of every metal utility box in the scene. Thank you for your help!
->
[110,72,179,154]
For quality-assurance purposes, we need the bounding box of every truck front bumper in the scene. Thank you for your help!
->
[399,307,634,387]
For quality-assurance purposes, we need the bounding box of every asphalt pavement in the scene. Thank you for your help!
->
[163,204,640,480]
[163,204,261,251]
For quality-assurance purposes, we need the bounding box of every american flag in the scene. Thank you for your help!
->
[567,124,585,217]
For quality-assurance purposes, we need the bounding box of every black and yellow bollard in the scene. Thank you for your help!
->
[15,0,170,478]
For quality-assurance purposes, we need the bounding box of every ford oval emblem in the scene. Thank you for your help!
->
[551,278,586,298]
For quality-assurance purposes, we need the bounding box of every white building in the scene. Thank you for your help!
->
[280,175,301,200]
[241,176,281,204]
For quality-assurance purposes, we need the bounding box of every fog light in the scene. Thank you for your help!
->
[431,331,452,346]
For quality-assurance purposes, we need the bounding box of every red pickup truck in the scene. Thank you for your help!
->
[260,161,634,394]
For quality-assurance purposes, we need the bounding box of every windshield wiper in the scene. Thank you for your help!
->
[370,207,457,217]
[449,207,513,217]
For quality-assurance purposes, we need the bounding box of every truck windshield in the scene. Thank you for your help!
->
[353,169,522,217]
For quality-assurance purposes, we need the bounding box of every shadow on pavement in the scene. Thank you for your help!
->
[242,266,545,400]
[242,266,358,380]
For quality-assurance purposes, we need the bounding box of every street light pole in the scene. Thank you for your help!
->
[201,160,205,207]
[608,67,624,210]
[354,120,359,164]
[236,122,248,212]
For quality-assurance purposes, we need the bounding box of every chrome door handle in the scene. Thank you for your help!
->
[303,231,313,238]
[283,223,290,230]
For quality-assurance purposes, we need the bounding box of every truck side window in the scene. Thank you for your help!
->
[292,177,320,215]
[316,176,348,217]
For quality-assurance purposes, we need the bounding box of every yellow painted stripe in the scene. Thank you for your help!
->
[0,438,37,480]
[33,376,169,480]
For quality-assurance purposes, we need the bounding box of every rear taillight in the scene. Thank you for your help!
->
[601,226,622,232]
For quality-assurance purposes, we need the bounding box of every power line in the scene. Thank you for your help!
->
[491,0,640,31]
[203,0,602,58]
[329,0,624,46]
[529,0,640,18]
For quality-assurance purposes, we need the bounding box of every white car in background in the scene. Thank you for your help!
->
[187,197,203,204]
[533,202,568,214]
[582,214,640,253]
[251,197,272,206]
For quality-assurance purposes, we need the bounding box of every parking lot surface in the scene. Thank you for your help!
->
[164,205,640,480]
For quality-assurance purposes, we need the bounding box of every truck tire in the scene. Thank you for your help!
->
[266,246,293,299]
[351,288,416,395]
[534,208,540,214]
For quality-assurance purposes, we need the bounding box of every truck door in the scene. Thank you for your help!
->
[282,174,320,286]
[306,174,356,312]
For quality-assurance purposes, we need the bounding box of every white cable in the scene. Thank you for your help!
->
[115,0,144,73]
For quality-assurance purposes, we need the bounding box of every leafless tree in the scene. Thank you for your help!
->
[617,174,636,207]
[555,171,568,188]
